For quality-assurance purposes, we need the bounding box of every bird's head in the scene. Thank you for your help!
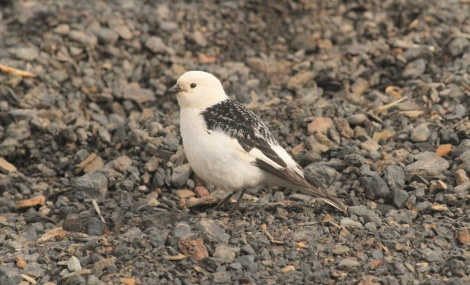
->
[168,71,227,109]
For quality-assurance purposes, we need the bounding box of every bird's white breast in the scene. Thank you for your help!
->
[179,108,265,191]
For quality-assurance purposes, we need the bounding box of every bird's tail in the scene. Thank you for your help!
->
[290,179,348,213]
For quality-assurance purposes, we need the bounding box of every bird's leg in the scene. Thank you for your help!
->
[215,191,235,209]
[233,187,247,209]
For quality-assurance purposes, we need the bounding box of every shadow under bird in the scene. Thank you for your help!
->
[168,70,348,213]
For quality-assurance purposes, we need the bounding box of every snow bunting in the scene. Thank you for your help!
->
[168,70,347,212]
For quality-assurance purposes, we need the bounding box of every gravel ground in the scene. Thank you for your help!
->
[1,0,470,284]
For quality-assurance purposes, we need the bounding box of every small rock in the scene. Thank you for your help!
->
[214,245,238,263]
[106,156,132,172]
[340,218,364,229]
[171,164,191,188]
[385,165,406,189]
[10,46,38,61]
[95,27,119,44]
[234,255,255,270]
[348,205,382,226]
[421,248,441,262]
[67,256,82,272]
[16,195,46,210]
[178,236,208,261]
[307,117,334,134]
[402,58,426,78]
[405,151,450,179]
[211,271,231,284]
[410,123,430,142]
[145,36,167,53]
[173,222,191,238]
[69,30,98,46]
[87,217,106,236]
[0,157,17,173]
[455,169,469,185]
[338,258,361,268]
[393,189,409,208]
[74,172,108,201]
[332,245,350,255]
[197,219,230,244]
[361,139,380,152]
[360,175,390,200]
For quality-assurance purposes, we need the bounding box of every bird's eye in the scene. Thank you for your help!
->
[190,83,197,88]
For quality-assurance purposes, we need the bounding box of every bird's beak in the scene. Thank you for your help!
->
[167,83,183,95]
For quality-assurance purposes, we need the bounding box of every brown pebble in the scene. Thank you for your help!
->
[455,169,470,185]
[15,256,27,269]
[16,195,46,210]
[194,186,210,198]
[0,157,17,173]
[436,144,452,157]
[307,117,334,134]
[178,237,208,261]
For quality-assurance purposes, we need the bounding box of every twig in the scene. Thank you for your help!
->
[92,199,106,223]
[0,64,36,78]
[374,97,407,115]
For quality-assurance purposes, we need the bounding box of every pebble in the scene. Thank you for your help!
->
[338,258,361,268]
[171,164,191,188]
[405,152,450,179]
[145,36,167,53]
[95,27,119,44]
[67,256,82,272]
[69,30,98,46]
[360,175,390,200]
[340,218,364,229]
[10,46,38,61]
[402,59,426,78]
[410,123,431,142]
[197,219,230,244]
[214,245,238,263]
[348,206,382,226]
[73,172,108,201]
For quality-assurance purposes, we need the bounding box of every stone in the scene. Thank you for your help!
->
[410,123,430,142]
[405,151,450,179]
[197,219,230,244]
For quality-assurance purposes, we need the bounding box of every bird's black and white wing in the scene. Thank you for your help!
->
[201,98,348,212]
[202,98,293,171]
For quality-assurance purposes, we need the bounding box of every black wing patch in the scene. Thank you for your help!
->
[202,98,287,168]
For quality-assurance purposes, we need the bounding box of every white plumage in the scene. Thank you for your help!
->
[168,71,347,212]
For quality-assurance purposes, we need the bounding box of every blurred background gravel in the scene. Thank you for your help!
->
[1,0,470,284]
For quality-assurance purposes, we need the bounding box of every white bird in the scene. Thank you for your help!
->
[168,70,347,212]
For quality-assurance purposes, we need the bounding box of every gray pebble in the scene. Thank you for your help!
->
[405,151,450,179]
[197,219,230,244]
[67,256,82,272]
[338,258,361,268]
[385,165,406,189]
[348,205,382,226]
[211,271,231,284]
[95,27,119,44]
[171,164,191,188]
[87,217,106,236]
[234,255,256,270]
[173,222,192,238]
[402,58,426,78]
[74,172,108,201]
[214,245,238,263]
[340,218,364,229]
[145,36,167,53]
[410,123,430,142]
[10,46,38,61]
[360,175,390,200]
[69,30,98,46]
[393,189,409,208]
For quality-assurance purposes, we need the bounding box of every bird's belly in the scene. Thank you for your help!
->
[180,112,264,190]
